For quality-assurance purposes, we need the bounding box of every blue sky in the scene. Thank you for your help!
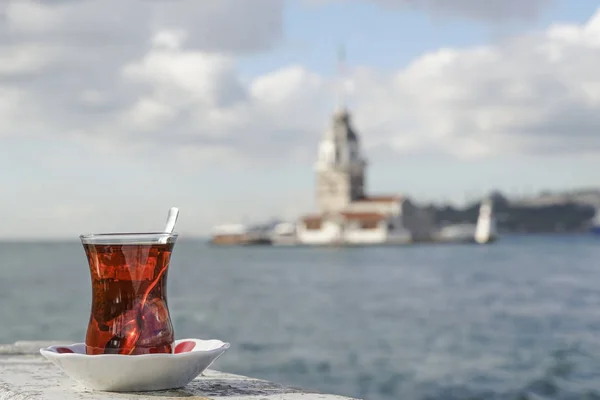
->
[243,0,600,75]
[0,0,599,238]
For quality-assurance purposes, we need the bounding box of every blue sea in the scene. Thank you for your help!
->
[1,235,600,400]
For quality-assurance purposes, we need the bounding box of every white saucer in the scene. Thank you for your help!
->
[40,338,230,392]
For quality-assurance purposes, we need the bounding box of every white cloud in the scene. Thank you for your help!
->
[122,38,244,108]
[310,0,553,22]
[2,1,600,166]
[5,0,600,238]
[0,0,285,142]
[371,0,554,22]
[348,9,600,158]
[0,0,283,51]
[0,44,60,76]
[125,98,176,132]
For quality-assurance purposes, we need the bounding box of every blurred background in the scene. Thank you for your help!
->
[2,1,600,399]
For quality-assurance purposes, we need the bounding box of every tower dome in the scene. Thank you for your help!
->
[315,108,366,212]
[316,108,364,170]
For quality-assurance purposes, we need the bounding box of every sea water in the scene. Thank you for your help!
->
[1,234,599,400]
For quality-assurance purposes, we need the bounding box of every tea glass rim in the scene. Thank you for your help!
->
[80,232,178,244]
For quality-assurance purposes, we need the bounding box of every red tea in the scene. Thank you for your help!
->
[83,242,175,355]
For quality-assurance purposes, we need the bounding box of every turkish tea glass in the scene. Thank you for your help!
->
[80,232,178,355]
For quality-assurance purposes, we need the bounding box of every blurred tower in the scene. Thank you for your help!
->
[314,45,367,213]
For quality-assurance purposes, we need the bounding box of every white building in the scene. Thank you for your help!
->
[296,108,434,245]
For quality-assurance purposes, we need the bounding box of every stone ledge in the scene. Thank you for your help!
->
[0,341,68,356]
[0,341,359,400]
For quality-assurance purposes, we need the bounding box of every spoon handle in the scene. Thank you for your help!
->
[164,207,179,234]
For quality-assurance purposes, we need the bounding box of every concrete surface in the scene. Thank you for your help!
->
[0,341,359,400]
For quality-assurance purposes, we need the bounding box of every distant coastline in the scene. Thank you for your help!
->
[0,188,597,242]
[430,189,598,234]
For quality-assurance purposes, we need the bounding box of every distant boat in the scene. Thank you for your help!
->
[432,199,497,244]
[210,224,271,245]
[270,222,298,245]
[434,223,478,243]
[474,199,497,244]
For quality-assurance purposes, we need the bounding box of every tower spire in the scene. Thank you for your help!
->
[336,43,347,112]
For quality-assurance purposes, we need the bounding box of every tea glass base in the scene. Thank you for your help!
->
[84,343,174,355]
[39,338,230,392]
